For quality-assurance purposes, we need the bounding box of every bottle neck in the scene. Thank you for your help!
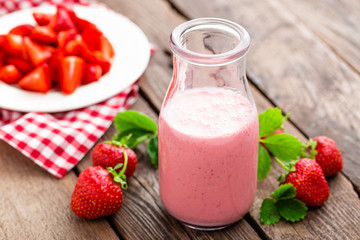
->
[173,54,247,92]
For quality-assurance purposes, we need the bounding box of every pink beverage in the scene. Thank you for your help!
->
[159,87,258,227]
[161,18,257,230]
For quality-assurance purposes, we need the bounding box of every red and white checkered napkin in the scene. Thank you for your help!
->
[0,0,153,178]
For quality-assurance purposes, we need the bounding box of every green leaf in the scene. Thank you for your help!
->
[114,110,157,134]
[260,198,281,225]
[148,136,159,169]
[263,133,304,161]
[258,107,284,137]
[257,144,272,181]
[271,183,296,200]
[276,199,307,222]
[113,129,155,149]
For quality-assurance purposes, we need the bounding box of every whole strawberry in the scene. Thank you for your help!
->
[284,158,329,206]
[92,141,137,178]
[71,153,129,219]
[312,136,343,176]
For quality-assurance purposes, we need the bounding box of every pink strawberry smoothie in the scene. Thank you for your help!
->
[159,87,259,227]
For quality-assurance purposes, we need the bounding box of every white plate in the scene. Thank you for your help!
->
[0,5,150,112]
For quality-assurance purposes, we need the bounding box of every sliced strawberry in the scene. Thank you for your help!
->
[0,34,25,57]
[33,12,53,26]
[24,37,52,66]
[9,24,34,36]
[64,34,84,56]
[50,7,77,32]
[0,35,5,49]
[57,29,77,48]
[0,64,23,84]
[23,38,50,65]
[100,36,114,60]
[91,51,111,74]
[18,63,51,93]
[81,26,103,51]
[73,17,96,33]
[48,49,65,82]
[0,51,5,68]
[60,56,85,94]
[30,26,57,45]
[6,58,32,73]
[83,64,102,84]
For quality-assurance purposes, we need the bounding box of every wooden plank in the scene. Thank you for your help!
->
[95,0,360,239]
[273,0,360,74]
[168,0,360,193]
[0,140,118,240]
[77,96,261,239]
[165,0,360,238]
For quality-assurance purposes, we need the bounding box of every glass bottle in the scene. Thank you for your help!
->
[158,18,258,230]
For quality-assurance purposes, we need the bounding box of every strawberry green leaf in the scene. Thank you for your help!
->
[148,136,158,169]
[258,107,284,137]
[276,199,307,222]
[262,133,303,161]
[271,183,296,200]
[260,198,281,225]
[257,144,272,181]
[114,110,157,134]
[113,129,154,149]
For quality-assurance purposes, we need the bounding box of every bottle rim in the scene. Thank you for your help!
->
[170,18,250,65]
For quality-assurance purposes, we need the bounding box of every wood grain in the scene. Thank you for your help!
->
[76,96,261,239]
[0,140,118,240]
[95,0,360,238]
[169,0,360,193]
[273,0,360,74]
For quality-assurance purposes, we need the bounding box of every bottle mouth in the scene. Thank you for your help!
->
[170,18,250,65]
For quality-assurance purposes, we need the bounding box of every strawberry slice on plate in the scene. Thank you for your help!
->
[48,49,65,82]
[81,26,103,51]
[57,29,77,48]
[50,7,77,32]
[6,57,33,73]
[0,34,25,57]
[9,24,34,36]
[18,63,51,93]
[83,63,102,84]
[30,26,57,45]
[100,36,115,60]
[32,12,53,26]
[60,56,85,94]
[0,64,23,84]
[24,36,52,66]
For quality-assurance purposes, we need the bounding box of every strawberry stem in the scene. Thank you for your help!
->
[107,151,128,190]
[275,157,289,171]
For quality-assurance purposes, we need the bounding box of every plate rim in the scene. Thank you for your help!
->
[0,4,150,113]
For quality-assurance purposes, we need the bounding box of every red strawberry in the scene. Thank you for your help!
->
[0,64,23,84]
[0,34,25,57]
[50,7,77,32]
[59,56,85,94]
[312,136,343,176]
[92,141,137,178]
[33,12,53,26]
[24,36,52,66]
[9,24,34,36]
[81,25,103,51]
[83,63,102,84]
[100,36,114,60]
[6,57,32,73]
[70,164,127,219]
[283,158,329,206]
[30,26,57,45]
[18,63,51,93]
[57,29,77,48]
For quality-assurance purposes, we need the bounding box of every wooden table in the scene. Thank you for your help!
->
[1,0,360,239]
